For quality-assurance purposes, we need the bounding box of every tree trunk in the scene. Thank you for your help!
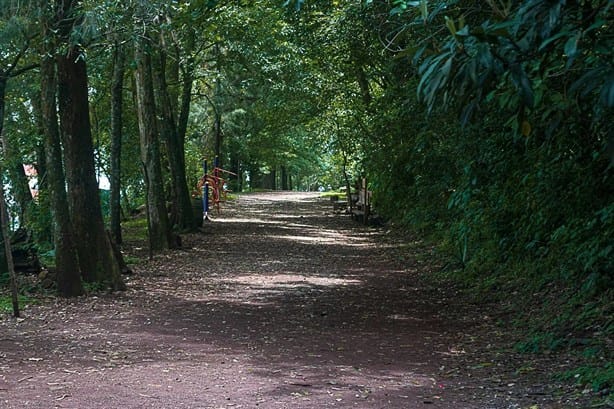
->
[33,128,53,246]
[281,166,289,190]
[40,53,84,297]
[213,109,222,166]
[177,28,195,154]
[355,64,372,107]
[110,40,125,245]
[55,2,125,290]
[213,45,223,165]
[134,32,172,251]
[153,46,194,231]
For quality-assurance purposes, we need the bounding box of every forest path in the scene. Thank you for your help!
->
[1,192,573,408]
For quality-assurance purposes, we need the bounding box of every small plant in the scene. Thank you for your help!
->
[83,281,109,294]
[0,294,36,313]
[557,361,613,393]
[122,217,149,243]
[123,255,141,265]
[39,249,56,268]
[515,331,566,354]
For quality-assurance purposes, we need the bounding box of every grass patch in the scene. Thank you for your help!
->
[123,255,142,265]
[319,190,347,198]
[0,294,36,313]
[122,217,148,243]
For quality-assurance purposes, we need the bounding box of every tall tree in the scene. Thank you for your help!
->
[109,39,125,245]
[55,0,124,290]
[153,31,194,231]
[134,22,172,251]
[40,55,84,297]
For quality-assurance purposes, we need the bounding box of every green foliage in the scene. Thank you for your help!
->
[341,5,614,397]
[0,294,34,313]
[83,281,110,294]
[121,217,148,243]
[39,249,56,268]
[516,331,567,354]
[558,362,613,393]
[367,0,613,283]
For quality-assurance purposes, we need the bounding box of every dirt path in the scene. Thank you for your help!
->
[0,192,584,408]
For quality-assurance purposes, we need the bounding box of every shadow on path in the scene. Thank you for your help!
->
[1,192,492,408]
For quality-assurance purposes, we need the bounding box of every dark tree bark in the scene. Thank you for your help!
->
[281,166,289,191]
[176,28,197,211]
[55,0,125,290]
[213,44,223,165]
[177,29,195,155]
[213,110,222,166]
[28,87,55,247]
[30,95,48,186]
[110,40,125,245]
[134,32,172,251]
[355,64,372,107]
[153,46,194,231]
[40,54,84,297]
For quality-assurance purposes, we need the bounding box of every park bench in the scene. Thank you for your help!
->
[330,178,372,224]
[351,182,372,225]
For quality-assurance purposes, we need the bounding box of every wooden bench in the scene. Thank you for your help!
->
[351,178,372,225]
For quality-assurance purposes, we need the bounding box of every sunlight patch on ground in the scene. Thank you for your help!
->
[211,217,275,224]
[224,273,362,288]
[181,273,363,306]
[264,233,372,247]
[208,215,376,248]
[269,214,314,219]
[264,234,340,245]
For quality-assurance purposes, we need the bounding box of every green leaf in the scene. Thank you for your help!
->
[564,32,580,57]
[445,16,456,35]
[510,64,534,108]
[521,120,531,137]
[538,31,568,51]
[419,0,428,20]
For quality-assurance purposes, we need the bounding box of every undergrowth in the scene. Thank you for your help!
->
[121,217,149,243]
[446,255,612,397]
[0,294,36,314]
